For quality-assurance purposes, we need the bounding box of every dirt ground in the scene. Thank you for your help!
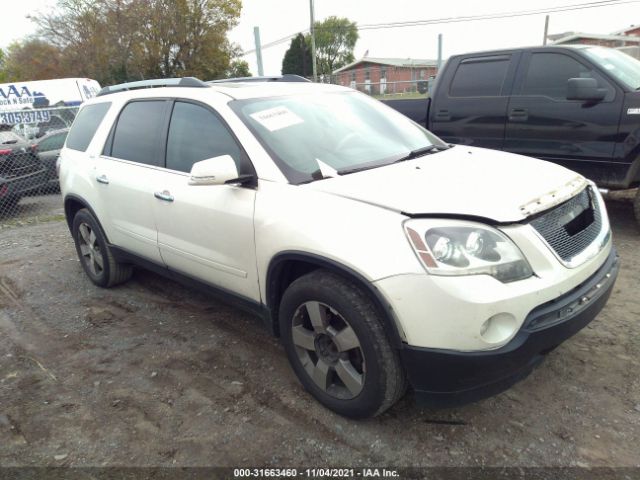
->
[0,194,638,468]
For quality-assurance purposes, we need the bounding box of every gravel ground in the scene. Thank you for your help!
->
[0,194,638,468]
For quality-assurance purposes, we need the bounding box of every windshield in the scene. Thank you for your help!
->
[231,91,446,184]
[581,46,640,90]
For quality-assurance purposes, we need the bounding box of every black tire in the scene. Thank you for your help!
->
[634,188,640,230]
[72,208,132,288]
[279,269,406,418]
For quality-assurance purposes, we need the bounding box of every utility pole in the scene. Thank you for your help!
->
[437,34,443,72]
[543,15,550,45]
[254,26,264,76]
[309,0,318,82]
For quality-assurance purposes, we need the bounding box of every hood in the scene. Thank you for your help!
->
[303,146,586,223]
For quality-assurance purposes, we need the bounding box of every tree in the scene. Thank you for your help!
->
[226,59,251,78]
[2,40,66,81]
[0,49,6,82]
[281,33,311,77]
[33,0,242,85]
[313,16,358,76]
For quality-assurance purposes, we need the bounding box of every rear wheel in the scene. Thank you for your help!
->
[279,270,406,418]
[72,208,132,287]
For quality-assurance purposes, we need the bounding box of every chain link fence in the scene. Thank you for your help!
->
[0,106,77,221]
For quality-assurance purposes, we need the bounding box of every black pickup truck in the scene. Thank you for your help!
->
[382,45,640,224]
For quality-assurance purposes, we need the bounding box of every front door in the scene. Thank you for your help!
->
[504,50,622,180]
[152,100,260,302]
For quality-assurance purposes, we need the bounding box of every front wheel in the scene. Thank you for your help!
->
[279,270,406,418]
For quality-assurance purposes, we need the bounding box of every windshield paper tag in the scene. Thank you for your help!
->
[628,108,640,115]
[250,106,303,131]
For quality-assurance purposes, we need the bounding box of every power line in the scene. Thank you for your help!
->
[240,0,639,55]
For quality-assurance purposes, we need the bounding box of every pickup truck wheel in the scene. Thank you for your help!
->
[279,270,406,418]
[72,208,132,288]
[634,188,640,229]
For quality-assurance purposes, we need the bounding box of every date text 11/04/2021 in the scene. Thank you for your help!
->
[233,469,400,478]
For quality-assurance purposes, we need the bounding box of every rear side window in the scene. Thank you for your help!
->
[521,53,591,99]
[449,57,510,97]
[166,102,241,173]
[110,101,167,166]
[66,102,111,152]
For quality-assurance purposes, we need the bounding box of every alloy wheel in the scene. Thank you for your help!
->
[291,301,365,399]
[77,222,105,277]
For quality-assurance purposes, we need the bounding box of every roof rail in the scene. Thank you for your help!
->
[209,74,311,84]
[97,77,209,96]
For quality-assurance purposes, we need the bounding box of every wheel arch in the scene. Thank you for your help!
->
[265,251,405,348]
[64,194,108,240]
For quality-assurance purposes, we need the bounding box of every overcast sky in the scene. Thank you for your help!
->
[2,0,638,77]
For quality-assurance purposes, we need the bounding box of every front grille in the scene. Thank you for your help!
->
[529,187,602,263]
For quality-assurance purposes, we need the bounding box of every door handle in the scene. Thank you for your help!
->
[96,174,109,185]
[509,108,529,121]
[435,109,451,121]
[154,190,174,202]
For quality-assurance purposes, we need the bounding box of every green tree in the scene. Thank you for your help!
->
[281,33,311,77]
[34,0,242,85]
[0,49,6,82]
[225,59,251,78]
[313,16,358,75]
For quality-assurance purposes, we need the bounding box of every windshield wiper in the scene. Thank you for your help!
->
[393,144,446,164]
[337,144,449,176]
[337,163,388,176]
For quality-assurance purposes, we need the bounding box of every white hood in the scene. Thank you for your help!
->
[304,146,586,223]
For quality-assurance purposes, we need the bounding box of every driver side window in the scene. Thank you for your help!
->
[521,53,611,100]
[166,102,242,174]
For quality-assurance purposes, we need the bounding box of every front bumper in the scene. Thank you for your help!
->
[400,248,619,407]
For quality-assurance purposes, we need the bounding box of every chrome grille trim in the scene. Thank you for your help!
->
[528,185,610,269]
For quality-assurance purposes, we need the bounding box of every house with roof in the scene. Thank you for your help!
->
[548,24,640,48]
[332,57,438,94]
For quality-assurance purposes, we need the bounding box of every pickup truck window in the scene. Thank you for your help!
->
[449,57,509,97]
[522,53,594,100]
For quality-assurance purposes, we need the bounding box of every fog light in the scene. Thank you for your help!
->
[480,313,517,344]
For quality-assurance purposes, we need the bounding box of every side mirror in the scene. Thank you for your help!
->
[566,78,606,101]
[189,155,240,186]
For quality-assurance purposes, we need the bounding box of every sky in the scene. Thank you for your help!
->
[1,0,639,76]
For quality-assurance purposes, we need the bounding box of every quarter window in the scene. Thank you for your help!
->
[450,57,510,97]
[66,102,111,152]
[110,101,167,166]
[166,102,241,174]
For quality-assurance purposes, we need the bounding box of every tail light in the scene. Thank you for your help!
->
[31,144,38,153]
[0,149,11,156]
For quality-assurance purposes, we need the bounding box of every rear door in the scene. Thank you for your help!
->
[152,100,259,302]
[504,50,622,177]
[96,99,171,264]
[428,53,518,150]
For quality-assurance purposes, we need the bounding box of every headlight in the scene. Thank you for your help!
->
[404,220,533,283]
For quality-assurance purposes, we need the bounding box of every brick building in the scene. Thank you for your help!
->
[332,57,438,94]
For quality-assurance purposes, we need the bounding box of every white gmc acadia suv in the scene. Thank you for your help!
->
[59,77,619,418]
